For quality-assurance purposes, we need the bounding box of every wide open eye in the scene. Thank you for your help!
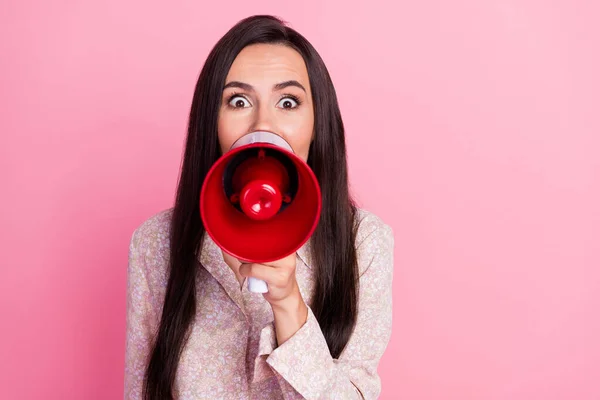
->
[276,96,300,110]
[228,95,251,109]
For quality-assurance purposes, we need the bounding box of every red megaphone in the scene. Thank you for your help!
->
[199,131,321,293]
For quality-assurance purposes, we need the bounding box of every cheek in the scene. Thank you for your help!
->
[217,113,244,152]
[293,139,311,162]
[284,114,314,162]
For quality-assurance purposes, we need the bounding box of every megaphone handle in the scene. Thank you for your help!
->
[247,277,269,293]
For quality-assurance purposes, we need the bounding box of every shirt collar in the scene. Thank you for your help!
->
[197,232,247,314]
[296,239,313,269]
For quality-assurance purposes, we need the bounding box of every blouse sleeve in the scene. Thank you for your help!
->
[124,226,159,400]
[264,214,395,399]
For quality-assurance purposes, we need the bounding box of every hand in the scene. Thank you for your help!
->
[221,251,300,305]
[238,252,301,307]
[222,251,308,345]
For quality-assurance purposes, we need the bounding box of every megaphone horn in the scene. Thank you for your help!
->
[199,131,321,293]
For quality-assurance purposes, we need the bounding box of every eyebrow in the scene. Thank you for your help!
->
[223,80,307,93]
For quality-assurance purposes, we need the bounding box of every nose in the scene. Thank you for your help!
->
[249,102,277,134]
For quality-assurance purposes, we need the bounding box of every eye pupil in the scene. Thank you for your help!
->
[283,100,292,108]
[235,99,245,107]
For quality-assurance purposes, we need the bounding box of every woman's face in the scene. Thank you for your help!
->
[218,43,315,162]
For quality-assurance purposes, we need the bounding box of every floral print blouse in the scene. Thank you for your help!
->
[124,207,394,399]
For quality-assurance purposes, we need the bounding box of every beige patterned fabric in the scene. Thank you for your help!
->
[124,207,394,399]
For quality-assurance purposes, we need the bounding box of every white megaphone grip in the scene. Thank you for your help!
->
[247,277,269,293]
[230,131,294,294]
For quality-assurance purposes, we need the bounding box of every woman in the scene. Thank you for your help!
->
[125,15,394,400]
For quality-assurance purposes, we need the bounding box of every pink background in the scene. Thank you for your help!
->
[1,1,598,399]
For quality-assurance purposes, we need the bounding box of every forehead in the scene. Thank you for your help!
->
[226,43,309,84]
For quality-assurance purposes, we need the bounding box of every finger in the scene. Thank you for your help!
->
[239,263,288,287]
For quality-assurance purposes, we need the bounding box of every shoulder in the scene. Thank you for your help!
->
[130,208,174,247]
[353,208,394,275]
[129,208,174,271]
[354,208,394,248]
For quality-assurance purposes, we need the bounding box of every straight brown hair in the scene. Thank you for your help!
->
[143,15,359,399]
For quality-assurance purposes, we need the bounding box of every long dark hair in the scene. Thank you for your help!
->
[143,15,359,399]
